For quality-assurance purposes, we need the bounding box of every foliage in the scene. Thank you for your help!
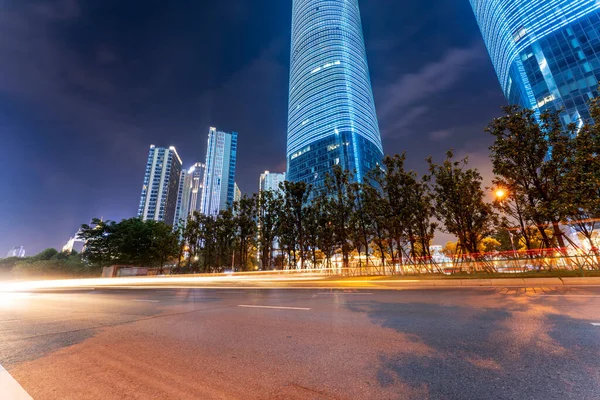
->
[427,151,495,255]
[79,218,179,268]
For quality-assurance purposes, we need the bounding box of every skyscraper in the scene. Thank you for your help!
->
[201,128,238,216]
[174,162,206,226]
[188,162,206,215]
[138,145,182,226]
[6,246,26,258]
[259,171,286,193]
[234,183,242,204]
[287,0,384,188]
[470,0,600,125]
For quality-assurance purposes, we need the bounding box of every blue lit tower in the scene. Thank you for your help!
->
[470,0,600,125]
[201,128,238,217]
[287,0,383,188]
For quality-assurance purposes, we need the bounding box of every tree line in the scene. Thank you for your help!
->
[9,100,595,276]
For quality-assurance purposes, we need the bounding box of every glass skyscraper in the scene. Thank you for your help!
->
[201,128,238,217]
[287,0,383,188]
[470,0,600,125]
[138,145,182,226]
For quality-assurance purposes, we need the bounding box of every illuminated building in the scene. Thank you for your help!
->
[234,183,242,203]
[470,0,600,124]
[137,145,182,226]
[6,246,26,258]
[201,128,238,216]
[259,171,286,193]
[287,0,383,188]
[174,162,206,226]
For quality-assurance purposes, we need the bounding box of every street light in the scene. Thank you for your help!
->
[494,188,517,254]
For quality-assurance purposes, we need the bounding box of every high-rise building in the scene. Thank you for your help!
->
[287,0,384,188]
[470,1,600,125]
[174,170,192,226]
[138,145,182,226]
[188,162,206,215]
[174,162,206,226]
[6,246,26,258]
[259,171,286,193]
[201,128,238,216]
[234,183,242,204]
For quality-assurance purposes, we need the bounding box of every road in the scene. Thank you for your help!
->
[1,285,599,399]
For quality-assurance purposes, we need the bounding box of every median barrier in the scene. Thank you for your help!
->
[560,277,600,286]
[490,278,526,287]
[461,279,493,287]
[522,278,564,286]
[431,279,463,287]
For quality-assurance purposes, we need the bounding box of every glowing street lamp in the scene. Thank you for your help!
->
[493,188,517,254]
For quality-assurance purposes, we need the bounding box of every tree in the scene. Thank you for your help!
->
[428,151,495,256]
[80,218,179,268]
[281,181,311,269]
[149,221,179,273]
[487,107,576,251]
[234,195,258,271]
[322,165,355,269]
[561,98,600,254]
[256,190,284,270]
[478,237,502,253]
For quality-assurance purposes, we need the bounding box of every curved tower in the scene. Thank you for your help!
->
[470,0,600,125]
[287,0,383,188]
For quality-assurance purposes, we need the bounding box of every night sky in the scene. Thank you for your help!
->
[0,0,507,254]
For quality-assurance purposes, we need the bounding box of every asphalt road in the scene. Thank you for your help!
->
[1,286,599,399]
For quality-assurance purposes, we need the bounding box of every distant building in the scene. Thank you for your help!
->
[259,171,286,193]
[174,162,206,226]
[174,169,192,227]
[188,162,206,215]
[234,183,242,203]
[62,231,85,253]
[138,145,183,226]
[201,128,238,216]
[6,246,26,258]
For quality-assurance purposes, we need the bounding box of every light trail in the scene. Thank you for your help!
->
[0,273,334,293]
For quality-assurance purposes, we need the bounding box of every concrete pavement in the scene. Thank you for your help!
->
[1,286,599,399]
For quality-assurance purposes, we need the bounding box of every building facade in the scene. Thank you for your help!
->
[234,183,242,204]
[137,145,182,226]
[470,0,600,125]
[188,162,206,215]
[259,171,286,193]
[201,128,238,216]
[287,0,384,189]
[174,162,206,226]
[6,246,26,258]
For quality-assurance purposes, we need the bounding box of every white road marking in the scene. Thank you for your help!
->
[592,323,600,326]
[238,305,311,311]
[133,299,160,303]
[0,364,32,400]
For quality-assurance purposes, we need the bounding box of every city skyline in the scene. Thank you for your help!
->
[2,0,507,253]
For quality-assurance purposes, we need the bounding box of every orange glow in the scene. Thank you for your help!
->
[495,189,507,199]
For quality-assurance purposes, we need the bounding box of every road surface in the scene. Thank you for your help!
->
[1,286,599,399]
